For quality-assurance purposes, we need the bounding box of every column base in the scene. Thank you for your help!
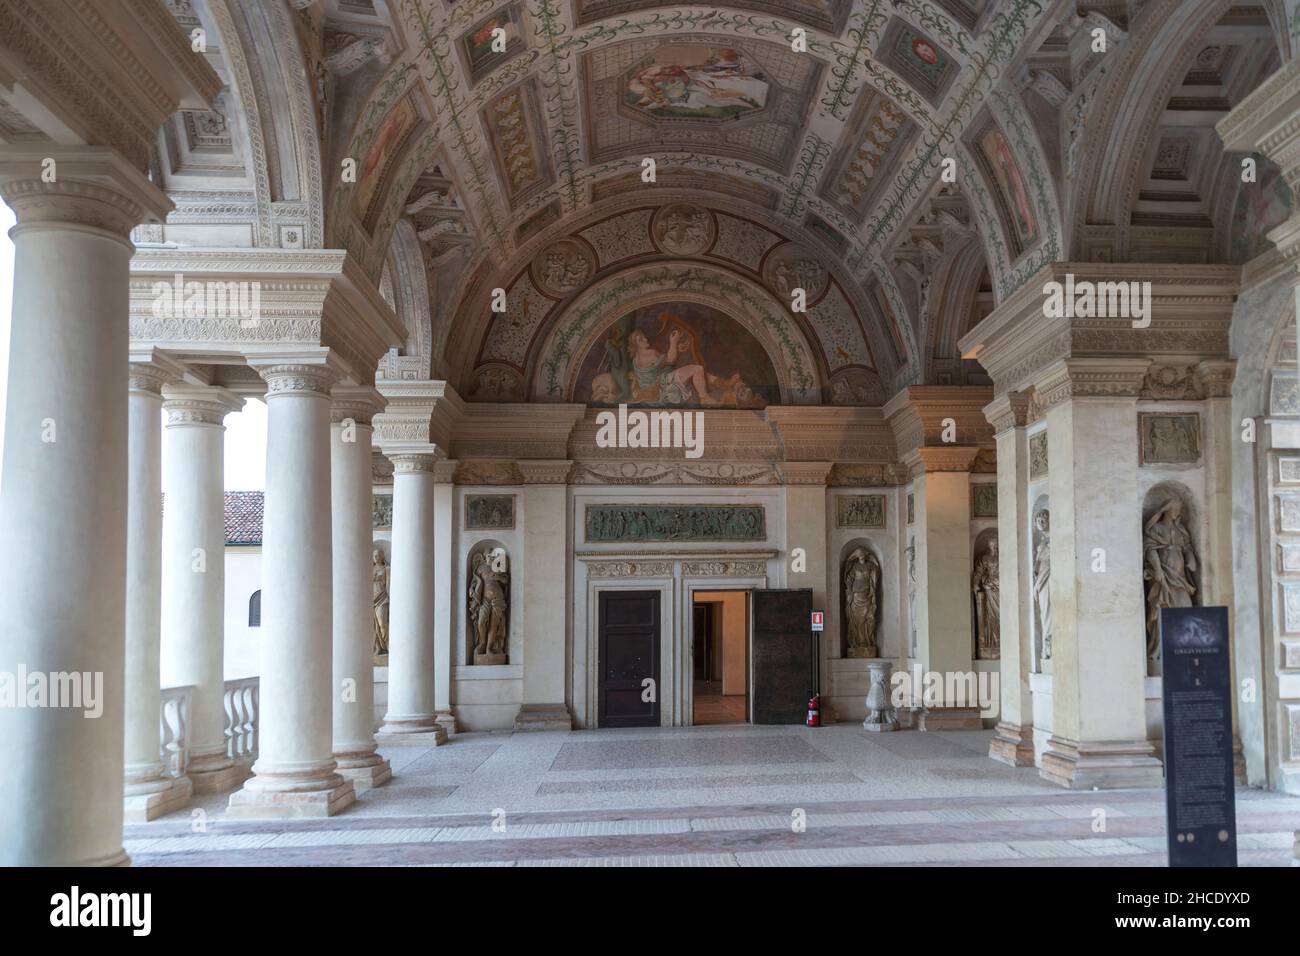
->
[988,721,1036,767]
[124,774,193,823]
[227,765,356,819]
[434,708,458,737]
[189,759,253,796]
[334,748,392,791]
[1038,736,1164,790]
[514,703,573,732]
[376,714,448,744]
[917,706,983,731]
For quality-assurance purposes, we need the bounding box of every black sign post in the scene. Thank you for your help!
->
[1159,605,1236,867]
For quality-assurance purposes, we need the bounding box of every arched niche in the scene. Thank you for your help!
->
[972,527,1000,661]
[529,261,821,405]
[1030,494,1051,671]
[1141,481,1201,677]
[839,539,883,659]
[466,539,511,665]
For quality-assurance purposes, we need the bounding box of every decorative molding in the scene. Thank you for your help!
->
[259,364,338,397]
[517,459,573,485]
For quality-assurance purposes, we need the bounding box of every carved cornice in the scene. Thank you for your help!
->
[827,463,908,487]
[1036,358,1150,410]
[374,380,465,450]
[0,0,219,169]
[883,385,995,456]
[778,461,833,486]
[455,403,584,461]
[454,461,524,486]
[903,446,981,478]
[959,263,1239,397]
[578,550,777,578]
[517,460,573,485]
[586,560,675,578]
[983,390,1032,434]
[570,460,780,486]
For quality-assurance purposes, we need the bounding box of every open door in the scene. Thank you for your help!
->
[750,588,814,724]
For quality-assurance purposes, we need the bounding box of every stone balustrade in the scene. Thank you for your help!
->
[223,677,260,763]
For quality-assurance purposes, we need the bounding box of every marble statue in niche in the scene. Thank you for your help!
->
[1142,498,1198,669]
[972,535,1000,659]
[1032,510,1052,663]
[469,547,510,665]
[372,550,390,658]
[843,547,881,658]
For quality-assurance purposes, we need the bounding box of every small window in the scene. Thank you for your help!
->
[248,590,262,628]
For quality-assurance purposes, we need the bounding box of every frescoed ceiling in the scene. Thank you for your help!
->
[167,0,1284,403]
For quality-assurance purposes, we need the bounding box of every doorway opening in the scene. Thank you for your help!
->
[692,590,749,725]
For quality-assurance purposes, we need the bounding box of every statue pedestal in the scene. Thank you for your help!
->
[862,660,899,732]
[846,646,878,659]
[474,653,507,666]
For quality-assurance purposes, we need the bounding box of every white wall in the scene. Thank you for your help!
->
[223,547,261,679]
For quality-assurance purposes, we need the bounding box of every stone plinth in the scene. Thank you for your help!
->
[514,703,573,731]
[862,661,898,732]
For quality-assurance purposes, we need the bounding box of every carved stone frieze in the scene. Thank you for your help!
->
[570,461,779,485]
[586,560,675,578]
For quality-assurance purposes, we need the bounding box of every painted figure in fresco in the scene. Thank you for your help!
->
[1032,510,1052,663]
[469,549,509,659]
[627,48,767,118]
[629,325,719,406]
[973,537,1000,659]
[1143,498,1198,666]
[981,127,1037,247]
[843,548,881,658]
[372,550,390,657]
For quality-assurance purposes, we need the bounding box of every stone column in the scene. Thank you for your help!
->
[985,392,1035,766]
[160,383,243,793]
[783,463,832,717]
[432,461,458,736]
[515,460,574,730]
[330,388,391,789]
[379,452,445,740]
[229,362,355,817]
[123,354,192,822]
[907,447,982,730]
[1037,360,1163,789]
[0,147,171,865]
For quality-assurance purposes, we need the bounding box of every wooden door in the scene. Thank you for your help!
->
[598,590,660,728]
[751,588,813,724]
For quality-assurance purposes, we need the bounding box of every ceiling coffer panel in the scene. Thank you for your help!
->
[581,36,824,176]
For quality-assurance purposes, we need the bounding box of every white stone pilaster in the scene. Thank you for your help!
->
[160,383,243,793]
[0,147,171,865]
[515,460,574,731]
[1037,360,1163,789]
[432,461,458,736]
[330,389,392,789]
[985,392,1035,766]
[229,361,355,817]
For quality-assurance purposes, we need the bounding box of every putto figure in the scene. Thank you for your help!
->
[1143,497,1198,667]
[843,547,881,658]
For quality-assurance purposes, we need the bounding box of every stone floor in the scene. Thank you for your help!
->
[125,724,1300,866]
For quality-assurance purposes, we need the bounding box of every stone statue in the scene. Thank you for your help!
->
[1143,497,1198,666]
[843,547,881,658]
[1032,510,1052,663]
[469,548,510,664]
[972,536,1000,659]
[906,539,917,654]
[372,549,390,657]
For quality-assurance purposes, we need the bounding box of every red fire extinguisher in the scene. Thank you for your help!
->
[806,693,821,727]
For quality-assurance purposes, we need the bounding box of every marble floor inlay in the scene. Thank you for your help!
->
[123,725,1300,867]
